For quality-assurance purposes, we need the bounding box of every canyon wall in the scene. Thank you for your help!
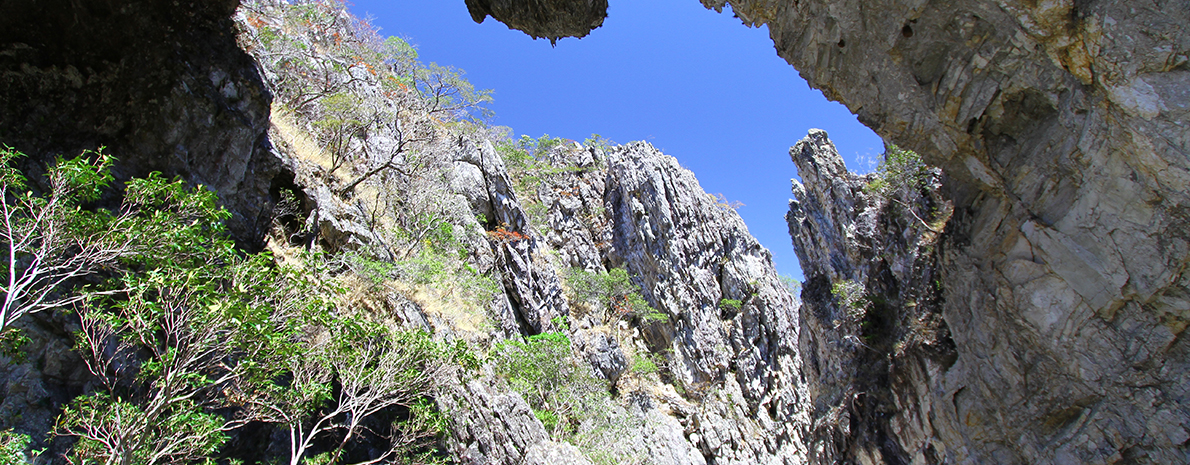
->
[470,0,1190,462]
[0,0,1185,463]
[0,0,281,246]
[717,0,1189,462]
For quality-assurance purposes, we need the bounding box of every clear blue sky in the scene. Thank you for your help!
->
[347,0,884,281]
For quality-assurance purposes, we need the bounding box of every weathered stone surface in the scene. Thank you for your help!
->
[530,142,812,465]
[464,0,608,44]
[523,441,595,465]
[478,0,1189,459]
[788,130,955,465]
[439,372,552,465]
[702,0,1190,461]
[574,329,628,382]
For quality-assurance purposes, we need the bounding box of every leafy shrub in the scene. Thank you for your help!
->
[719,298,742,311]
[0,429,32,465]
[630,353,659,375]
[490,332,607,438]
[780,274,802,296]
[565,267,667,324]
[865,146,929,198]
[0,152,459,465]
[831,279,868,319]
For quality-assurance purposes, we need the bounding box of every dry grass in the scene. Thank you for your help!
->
[270,103,345,180]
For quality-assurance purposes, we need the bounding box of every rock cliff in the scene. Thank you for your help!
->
[788,130,955,464]
[3,1,813,462]
[0,0,280,246]
[471,0,1190,461]
[1,0,1186,463]
[464,0,608,44]
[726,0,1190,462]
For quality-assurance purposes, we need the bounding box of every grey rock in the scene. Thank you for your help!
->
[531,143,812,465]
[0,0,280,247]
[439,372,551,465]
[464,0,608,44]
[493,238,569,335]
[454,138,529,233]
[480,0,1190,459]
[722,0,1190,460]
[574,329,628,382]
[787,130,953,465]
[523,441,594,465]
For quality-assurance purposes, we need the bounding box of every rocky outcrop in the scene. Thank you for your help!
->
[438,372,553,465]
[727,0,1190,460]
[788,130,955,464]
[489,0,1190,462]
[464,0,608,44]
[522,142,812,465]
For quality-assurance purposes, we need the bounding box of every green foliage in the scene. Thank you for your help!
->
[490,332,607,438]
[0,328,29,363]
[387,248,501,308]
[0,429,32,465]
[719,298,742,311]
[4,152,455,465]
[414,62,494,120]
[60,394,227,465]
[570,407,646,465]
[831,279,868,319]
[533,409,561,433]
[495,139,535,173]
[493,134,593,232]
[582,134,616,154]
[243,0,491,122]
[565,267,668,324]
[312,91,366,171]
[865,146,929,198]
[630,353,659,375]
[780,274,802,296]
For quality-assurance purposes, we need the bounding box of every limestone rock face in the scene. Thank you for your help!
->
[464,0,608,44]
[438,373,552,465]
[788,130,956,464]
[719,0,1190,460]
[526,142,812,465]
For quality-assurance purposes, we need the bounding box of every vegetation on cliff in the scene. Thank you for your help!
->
[0,1,681,463]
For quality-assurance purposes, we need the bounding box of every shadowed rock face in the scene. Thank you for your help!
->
[0,0,280,247]
[464,0,608,44]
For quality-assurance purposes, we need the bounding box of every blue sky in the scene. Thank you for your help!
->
[347,0,884,280]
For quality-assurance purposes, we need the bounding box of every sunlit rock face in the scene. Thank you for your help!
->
[483,0,1190,463]
[720,0,1190,463]
[464,0,608,44]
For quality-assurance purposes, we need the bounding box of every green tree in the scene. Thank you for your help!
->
[490,332,606,438]
[0,429,32,465]
[22,152,458,465]
[565,267,667,325]
[865,145,928,198]
[0,147,138,334]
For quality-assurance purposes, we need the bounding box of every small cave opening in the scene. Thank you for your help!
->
[902,24,914,38]
[268,169,312,246]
